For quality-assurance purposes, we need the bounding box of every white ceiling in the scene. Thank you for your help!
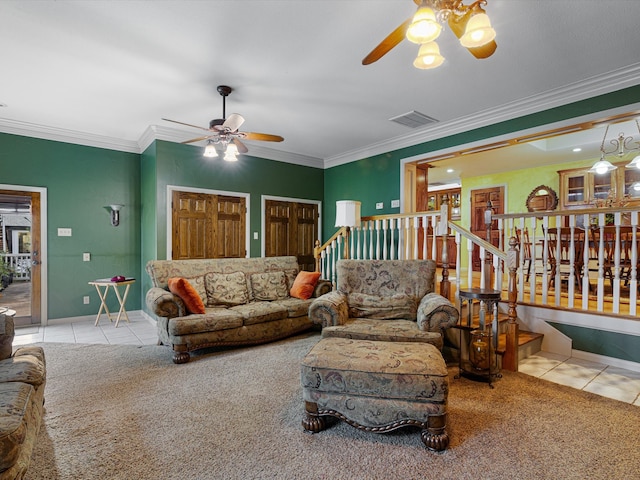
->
[2,0,640,183]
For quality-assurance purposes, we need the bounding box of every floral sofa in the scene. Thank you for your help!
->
[308,259,459,350]
[146,256,331,364]
[0,312,46,480]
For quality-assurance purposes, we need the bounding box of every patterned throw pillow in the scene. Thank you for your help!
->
[250,271,289,301]
[290,271,321,300]
[167,277,206,314]
[205,271,249,306]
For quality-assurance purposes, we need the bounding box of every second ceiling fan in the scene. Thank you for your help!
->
[163,85,284,161]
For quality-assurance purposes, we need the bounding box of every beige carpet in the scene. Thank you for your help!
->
[26,332,639,480]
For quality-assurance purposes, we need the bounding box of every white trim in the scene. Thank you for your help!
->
[571,349,640,374]
[0,184,48,325]
[260,195,322,258]
[166,185,251,259]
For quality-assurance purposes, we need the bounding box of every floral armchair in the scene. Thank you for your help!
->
[308,259,459,350]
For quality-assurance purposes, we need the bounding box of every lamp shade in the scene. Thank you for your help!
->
[588,157,617,175]
[626,154,640,169]
[413,41,444,69]
[223,143,239,162]
[460,13,496,48]
[406,6,442,44]
[335,200,361,228]
[203,141,217,158]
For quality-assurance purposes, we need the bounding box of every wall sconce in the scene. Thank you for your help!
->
[105,204,124,227]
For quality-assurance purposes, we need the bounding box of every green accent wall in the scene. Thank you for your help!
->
[0,132,141,319]
[549,322,640,363]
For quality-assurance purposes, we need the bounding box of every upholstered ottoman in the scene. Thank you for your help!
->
[301,337,449,451]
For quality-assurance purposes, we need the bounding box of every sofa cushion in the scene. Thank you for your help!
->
[230,302,288,325]
[168,277,206,314]
[0,382,33,472]
[0,354,46,388]
[321,318,443,349]
[272,298,313,318]
[250,271,289,301]
[168,309,244,336]
[290,271,321,300]
[205,272,249,306]
[348,293,418,320]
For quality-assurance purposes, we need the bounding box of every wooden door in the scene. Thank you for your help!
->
[265,199,318,271]
[172,191,246,259]
[470,186,504,271]
[0,189,41,326]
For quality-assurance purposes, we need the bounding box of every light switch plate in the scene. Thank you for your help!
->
[83,252,91,261]
[391,199,400,208]
[376,202,383,209]
[58,228,72,236]
[83,296,90,304]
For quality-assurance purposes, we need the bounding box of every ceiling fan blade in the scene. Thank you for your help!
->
[181,135,214,144]
[233,138,249,154]
[162,118,211,132]
[223,113,245,131]
[242,132,284,142]
[362,17,412,65]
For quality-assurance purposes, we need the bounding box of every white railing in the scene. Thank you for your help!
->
[0,253,32,281]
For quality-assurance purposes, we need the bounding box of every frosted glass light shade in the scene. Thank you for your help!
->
[203,141,217,158]
[406,7,442,44]
[626,154,640,169]
[413,42,444,69]
[223,143,239,162]
[588,158,617,175]
[335,200,361,228]
[460,13,496,48]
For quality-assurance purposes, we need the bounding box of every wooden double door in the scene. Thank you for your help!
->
[172,191,319,271]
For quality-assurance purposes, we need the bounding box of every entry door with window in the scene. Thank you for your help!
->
[265,199,318,271]
[172,191,246,259]
[470,186,504,271]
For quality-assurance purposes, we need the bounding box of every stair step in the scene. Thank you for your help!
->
[455,312,509,330]
[496,330,543,355]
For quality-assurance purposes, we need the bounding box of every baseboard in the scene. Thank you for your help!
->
[571,349,640,373]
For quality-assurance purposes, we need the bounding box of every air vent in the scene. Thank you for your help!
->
[389,110,438,128]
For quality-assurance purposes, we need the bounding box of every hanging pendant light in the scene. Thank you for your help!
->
[588,154,617,175]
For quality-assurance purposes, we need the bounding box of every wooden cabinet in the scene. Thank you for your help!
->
[426,188,461,220]
[558,162,640,209]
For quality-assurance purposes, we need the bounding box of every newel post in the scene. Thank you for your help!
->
[439,194,451,299]
[502,236,520,372]
[314,240,321,273]
[484,200,493,288]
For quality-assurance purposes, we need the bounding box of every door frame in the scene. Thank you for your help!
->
[0,184,48,325]
[260,195,322,258]
[166,185,250,259]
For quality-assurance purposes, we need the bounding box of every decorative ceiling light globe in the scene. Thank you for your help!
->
[223,143,239,162]
[413,41,445,69]
[406,7,442,44]
[625,154,640,169]
[588,157,617,175]
[203,141,217,158]
[460,13,496,48]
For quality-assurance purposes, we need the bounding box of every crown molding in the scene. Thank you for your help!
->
[323,63,640,169]
[0,117,140,153]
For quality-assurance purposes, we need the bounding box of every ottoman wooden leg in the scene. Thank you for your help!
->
[421,413,449,452]
[302,401,326,433]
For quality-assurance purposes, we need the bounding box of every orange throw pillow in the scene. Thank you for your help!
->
[290,271,321,300]
[168,277,206,314]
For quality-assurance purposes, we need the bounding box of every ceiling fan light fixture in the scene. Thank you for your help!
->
[223,143,239,162]
[413,41,444,69]
[460,12,496,48]
[203,141,217,158]
[406,6,442,44]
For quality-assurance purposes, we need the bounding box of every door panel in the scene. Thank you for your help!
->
[265,200,318,271]
[172,191,245,259]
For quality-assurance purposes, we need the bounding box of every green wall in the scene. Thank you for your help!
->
[549,322,640,363]
[0,133,141,319]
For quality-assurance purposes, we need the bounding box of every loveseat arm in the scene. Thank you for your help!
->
[308,291,348,328]
[314,279,332,298]
[146,287,186,319]
[417,293,459,333]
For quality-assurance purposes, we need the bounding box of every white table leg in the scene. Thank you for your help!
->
[113,283,131,327]
[93,284,112,326]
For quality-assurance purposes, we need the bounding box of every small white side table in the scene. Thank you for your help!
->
[88,278,135,327]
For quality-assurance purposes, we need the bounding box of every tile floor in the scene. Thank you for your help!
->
[13,314,640,407]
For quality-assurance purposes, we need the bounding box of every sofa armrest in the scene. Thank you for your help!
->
[417,292,459,333]
[146,287,186,318]
[0,313,15,361]
[313,279,332,298]
[308,291,348,328]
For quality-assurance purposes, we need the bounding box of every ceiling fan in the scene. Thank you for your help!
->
[162,85,284,161]
[362,0,497,69]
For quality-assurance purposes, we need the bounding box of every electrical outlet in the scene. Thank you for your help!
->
[83,296,90,305]
[376,202,383,209]
[253,232,259,240]
[58,228,72,236]
[83,252,91,261]
[391,199,400,208]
